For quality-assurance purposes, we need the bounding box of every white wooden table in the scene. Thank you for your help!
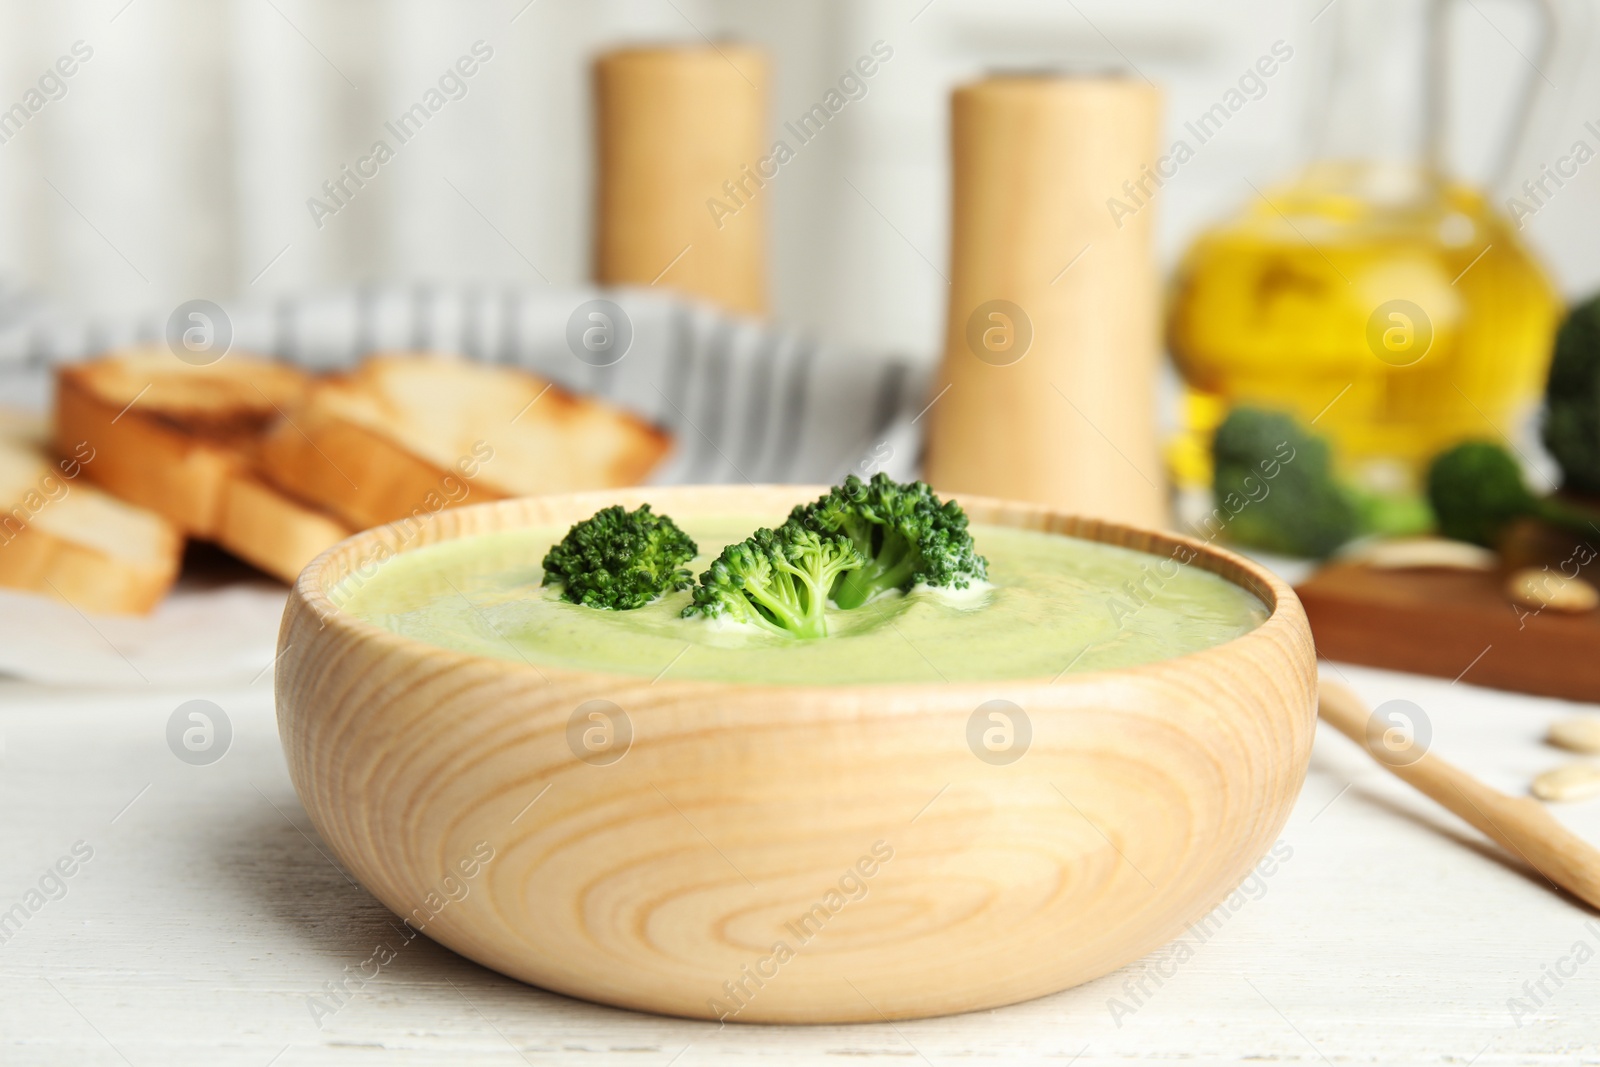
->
[3,660,1598,1066]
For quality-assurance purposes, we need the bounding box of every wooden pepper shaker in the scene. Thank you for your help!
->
[924,74,1167,527]
[593,45,768,316]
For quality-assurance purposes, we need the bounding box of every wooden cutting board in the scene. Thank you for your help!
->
[1295,556,1600,703]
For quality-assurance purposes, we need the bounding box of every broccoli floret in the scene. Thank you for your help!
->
[1541,293,1600,495]
[1426,441,1600,547]
[682,523,864,638]
[541,504,697,610]
[1211,407,1361,558]
[787,473,988,608]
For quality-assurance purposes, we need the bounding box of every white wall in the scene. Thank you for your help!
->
[0,0,1595,361]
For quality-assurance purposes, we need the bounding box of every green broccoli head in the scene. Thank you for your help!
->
[1541,292,1600,495]
[1423,440,1600,548]
[682,522,864,638]
[541,503,698,610]
[787,473,988,608]
[1211,406,1359,558]
[1426,441,1536,547]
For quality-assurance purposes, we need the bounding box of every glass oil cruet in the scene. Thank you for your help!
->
[1166,0,1562,498]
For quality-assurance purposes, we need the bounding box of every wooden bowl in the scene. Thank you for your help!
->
[276,486,1316,1024]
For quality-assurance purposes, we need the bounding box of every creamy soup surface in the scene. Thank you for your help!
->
[335,515,1268,685]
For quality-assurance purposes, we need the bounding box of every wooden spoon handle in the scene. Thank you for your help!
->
[1318,679,1600,910]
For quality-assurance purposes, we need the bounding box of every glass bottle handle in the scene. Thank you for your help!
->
[1427,0,1557,189]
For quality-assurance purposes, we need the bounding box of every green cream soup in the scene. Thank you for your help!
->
[335,516,1268,685]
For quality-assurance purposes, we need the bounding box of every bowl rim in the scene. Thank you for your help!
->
[285,484,1307,696]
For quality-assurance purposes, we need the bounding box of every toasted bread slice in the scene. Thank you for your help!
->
[216,474,351,584]
[0,410,181,614]
[54,348,350,586]
[257,354,671,530]
[55,348,311,537]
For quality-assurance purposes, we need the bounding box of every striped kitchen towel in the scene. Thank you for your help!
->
[0,282,934,486]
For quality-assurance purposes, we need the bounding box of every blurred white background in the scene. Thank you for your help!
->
[0,0,1595,363]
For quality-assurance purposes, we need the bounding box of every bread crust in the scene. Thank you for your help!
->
[54,349,312,536]
[0,418,182,615]
[257,354,670,530]
[217,474,352,583]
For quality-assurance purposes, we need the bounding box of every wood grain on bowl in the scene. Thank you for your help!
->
[275,487,1316,1024]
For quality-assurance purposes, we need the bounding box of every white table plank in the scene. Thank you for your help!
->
[2,665,1597,1066]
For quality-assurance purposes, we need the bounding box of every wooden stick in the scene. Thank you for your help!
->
[1318,679,1600,909]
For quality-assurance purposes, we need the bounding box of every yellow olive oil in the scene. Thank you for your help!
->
[1167,162,1559,492]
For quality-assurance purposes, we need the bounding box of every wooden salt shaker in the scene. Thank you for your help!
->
[924,74,1167,527]
[593,45,768,316]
